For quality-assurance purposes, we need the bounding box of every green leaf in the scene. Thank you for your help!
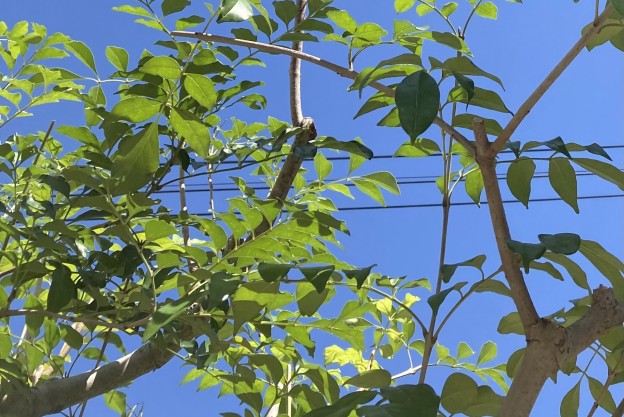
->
[506,158,535,208]
[475,1,498,19]
[572,158,624,191]
[610,0,624,16]
[452,72,474,103]
[587,376,617,413]
[428,287,454,315]
[143,293,202,341]
[543,252,589,290]
[301,265,335,292]
[111,122,160,194]
[258,263,292,282]
[66,40,97,73]
[297,282,329,316]
[579,240,624,301]
[453,114,503,136]
[549,158,579,213]
[441,2,458,17]
[273,0,299,25]
[326,10,357,33]
[394,138,440,157]
[56,125,100,149]
[141,56,181,79]
[448,86,511,113]
[183,73,217,109]
[170,107,211,158]
[441,254,486,283]
[395,71,440,139]
[304,391,376,417]
[345,369,391,389]
[477,341,497,365]
[110,97,161,123]
[497,312,523,335]
[530,260,564,281]
[395,0,416,13]
[219,0,254,22]
[542,136,571,158]
[162,0,190,16]
[112,5,152,17]
[144,219,177,242]
[314,153,333,181]
[465,168,483,205]
[560,382,580,417]
[315,137,374,159]
[48,266,76,312]
[538,233,581,255]
[441,373,477,414]
[505,239,546,273]
[457,342,475,360]
[344,265,376,289]
[104,390,127,415]
[442,56,504,88]
[105,46,129,72]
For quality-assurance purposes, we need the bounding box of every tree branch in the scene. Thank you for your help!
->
[473,117,539,329]
[0,332,184,417]
[489,4,614,156]
[171,31,475,156]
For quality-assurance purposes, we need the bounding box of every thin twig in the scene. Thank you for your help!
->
[171,31,474,155]
[290,0,307,126]
[489,4,614,156]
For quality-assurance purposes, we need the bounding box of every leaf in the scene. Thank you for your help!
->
[345,369,391,389]
[170,107,211,158]
[141,56,181,79]
[395,71,440,140]
[610,0,624,16]
[297,282,329,316]
[587,376,617,413]
[162,0,190,16]
[475,1,498,19]
[48,266,76,312]
[344,265,376,289]
[441,373,477,414]
[258,263,292,282]
[105,46,129,72]
[143,293,202,341]
[579,240,624,301]
[465,168,483,205]
[506,158,535,208]
[560,382,580,417]
[538,233,581,255]
[549,158,579,213]
[477,341,497,365]
[505,239,546,273]
[111,122,160,194]
[218,0,254,22]
[144,219,177,242]
[572,158,624,191]
[530,261,564,281]
[452,72,475,103]
[110,97,161,123]
[183,73,217,109]
[497,312,523,335]
[543,252,589,290]
[543,137,571,158]
[326,10,357,33]
[441,56,504,89]
[303,391,376,417]
[427,287,454,315]
[273,0,299,25]
[453,114,503,136]
[448,86,511,113]
[66,40,97,73]
[301,266,335,292]
[394,138,440,157]
[104,390,127,415]
[441,254,486,283]
[395,0,416,13]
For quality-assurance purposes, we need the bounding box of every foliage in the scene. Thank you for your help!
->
[0,1,622,417]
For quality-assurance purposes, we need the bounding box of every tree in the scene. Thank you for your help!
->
[0,1,623,416]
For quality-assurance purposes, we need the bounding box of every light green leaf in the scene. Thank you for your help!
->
[145,220,177,242]
[572,157,624,191]
[549,158,579,213]
[475,1,498,19]
[110,97,161,123]
[141,56,181,79]
[170,107,211,158]
[112,122,160,194]
[104,390,127,415]
[326,10,357,33]
[497,312,523,335]
[465,168,483,205]
[219,0,254,22]
[394,138,440,157]
[183,73,217,109]
[543,252,589,290]
[395,0,416,13]
[560,382,580,417]
[105,46,129,72]
[66,40,97,73]
[579,240,624,301]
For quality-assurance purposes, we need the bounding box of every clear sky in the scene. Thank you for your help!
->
[3,1,623,416]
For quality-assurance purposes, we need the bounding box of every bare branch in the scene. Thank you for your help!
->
[290,0,307,126]
[489,4,614,156]
[171,31,475,156]
[473,117,539,329]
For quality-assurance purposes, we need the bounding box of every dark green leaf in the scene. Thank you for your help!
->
[162,0,190,16]
[48,266,75,312]
[538,233,581,255]
[442,56,504,88]
[344,265,376,289]
[297,282,329,316]
[452,72,474,103]
[542,137,571,158]
[258,263,292,282]
[301,265,335,292]
[273,0,299,25]
[505,239,546,273]
[143,293,202,341]
[111,122,160,194]
[395,71,440,139]
[170,107,211,158]
[448,86,511,113]
[427,288,453,315]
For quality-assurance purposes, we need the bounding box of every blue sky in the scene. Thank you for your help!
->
[3,1,624,416]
